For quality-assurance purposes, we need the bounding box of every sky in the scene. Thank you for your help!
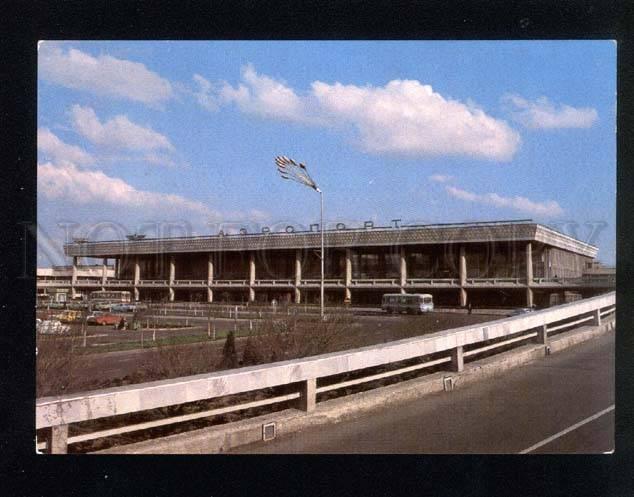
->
[37,40,616,266]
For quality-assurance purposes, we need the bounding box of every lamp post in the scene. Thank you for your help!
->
[275,156,324,319]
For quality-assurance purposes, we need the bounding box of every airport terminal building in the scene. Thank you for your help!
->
[58,219,611,308]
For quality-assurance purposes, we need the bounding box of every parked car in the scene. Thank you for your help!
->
[37,319,71,335]
[93,302,113,311]
[55,310,83,323]
[111,303,146,313]
[88,313,121,326]
[66,301,88,310]
[111,303,132,313]
[509,307,535,316]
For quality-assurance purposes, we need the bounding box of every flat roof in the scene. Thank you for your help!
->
[64,220,598,259]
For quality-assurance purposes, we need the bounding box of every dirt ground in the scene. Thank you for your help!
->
[36,310,500,453]
[37,310,495,397]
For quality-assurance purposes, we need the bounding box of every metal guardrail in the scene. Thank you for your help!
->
[170,280,207,286]
[349,278,400,287]
[37,275,615,291]
[252,279,294,287]
[407,278,458,286]
[212,279,249,287]
[300,279,345,286]
[36,292,614,453]
[73,279,102,286]
[138,280,169,286]
[106,280,134,286]
[532,276,616,286]
[36,279,75,286]
[466,277,523,285]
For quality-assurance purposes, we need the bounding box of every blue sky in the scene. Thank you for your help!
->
[37,40,616,266]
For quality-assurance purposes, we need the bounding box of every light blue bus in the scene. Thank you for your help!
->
[382,293,434,314]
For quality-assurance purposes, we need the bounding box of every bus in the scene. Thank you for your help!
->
[89,290,132,310]
[382,293,434,314]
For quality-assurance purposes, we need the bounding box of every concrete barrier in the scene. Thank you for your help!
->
[36,292,614,453]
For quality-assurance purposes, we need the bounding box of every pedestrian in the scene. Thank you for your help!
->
[468,301,472,315]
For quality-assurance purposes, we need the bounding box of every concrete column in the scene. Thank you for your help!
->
[526,242,533,283]
[344,248,353,303]
[459,288,468,308]
[294,249,302,304]
[526,287,534,308]
[400,247,407,293]
[169,256,175,284]
[459,246,467,307]
[168,256,175,302]
[48,425,68,454]
[101,257,108,286]
[593,308,602,326]
[450,346,464,372]
[71,257,78,285]
[526,242,534,307]
[298,378,317,412]
[248,252,256,302]
[537,324,548,346]
[71,256,78,299]
[207,254,214,303]
[134,257,140,302]
[114,258,119,279]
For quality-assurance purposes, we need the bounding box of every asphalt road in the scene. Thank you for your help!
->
[231,331,615,454]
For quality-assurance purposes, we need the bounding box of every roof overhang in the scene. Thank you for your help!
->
[64,222,598,259]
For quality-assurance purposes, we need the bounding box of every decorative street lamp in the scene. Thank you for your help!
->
[275,156,324,319]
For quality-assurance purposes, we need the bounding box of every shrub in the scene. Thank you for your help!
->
[241,334,263,366]
[220,330,238,369]
[36,334,79,397]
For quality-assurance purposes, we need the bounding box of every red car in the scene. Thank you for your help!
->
[87,312,121,326]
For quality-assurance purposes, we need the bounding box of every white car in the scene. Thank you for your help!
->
[37,319,71,335]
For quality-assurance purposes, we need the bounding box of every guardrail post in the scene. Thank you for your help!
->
[298,378,317,412]
[593,308,602,326]
[47,425,69,454]
[450,346,464,372]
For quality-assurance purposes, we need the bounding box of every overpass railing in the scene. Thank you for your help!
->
[36,292,615,454]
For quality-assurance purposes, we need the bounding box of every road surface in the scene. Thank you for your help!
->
[232,331,614,454]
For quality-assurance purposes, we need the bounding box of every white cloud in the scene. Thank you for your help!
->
[203,64,520,161]
[39,44,174,106]
[192,74,220,112]
[38,161,211,215]
[502,94,598,129]
[445,185,564,217]
[219,64,313,123]
[38,161,271,225]
[142,153,178,168]
[312,80,520,161]
[429,174,454,183]
[70,105,174,152]
[38,128,94,166]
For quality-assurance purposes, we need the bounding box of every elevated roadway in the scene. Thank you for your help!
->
[232,331,614,454]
